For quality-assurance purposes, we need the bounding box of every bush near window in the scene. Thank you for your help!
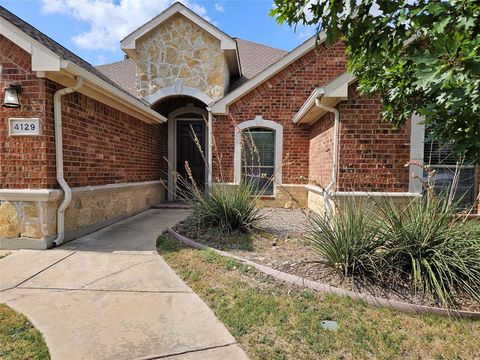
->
[377,197,480,306]
[308,196,480,307]
[178,179,262,233]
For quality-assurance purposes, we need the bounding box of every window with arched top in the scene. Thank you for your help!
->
[234,116,283,196]
[242,128,275,195]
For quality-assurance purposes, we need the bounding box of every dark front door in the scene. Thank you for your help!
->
[176,120,206,194]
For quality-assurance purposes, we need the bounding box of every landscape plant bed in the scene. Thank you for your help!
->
[157,234,480,359]
[173,208,480,312]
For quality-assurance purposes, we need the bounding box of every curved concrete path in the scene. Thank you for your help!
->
[0,209,248,360]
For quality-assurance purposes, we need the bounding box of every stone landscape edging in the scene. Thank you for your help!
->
[167,228,480,320]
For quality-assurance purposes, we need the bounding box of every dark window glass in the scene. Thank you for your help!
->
[241,128,275,195]
[424,132,477,208]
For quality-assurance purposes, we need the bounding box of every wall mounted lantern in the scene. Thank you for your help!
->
[2,84,22,108]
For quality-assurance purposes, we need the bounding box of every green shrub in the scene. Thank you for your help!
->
[376,198,480,306]
[179,181,262,233]
[307,201,382,277]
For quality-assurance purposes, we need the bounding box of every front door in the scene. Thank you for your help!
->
[176,120,206,195]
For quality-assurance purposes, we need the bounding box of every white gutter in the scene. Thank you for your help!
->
[315,98,340,219]
[206,107,213,193]
[53,76,84,247]
[292,88,324,124]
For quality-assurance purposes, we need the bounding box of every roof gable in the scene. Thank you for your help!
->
[121,2,240,76]
[211,34,327,115]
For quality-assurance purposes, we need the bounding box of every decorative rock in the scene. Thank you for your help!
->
[0,202,20,237]
[22,222,42,238]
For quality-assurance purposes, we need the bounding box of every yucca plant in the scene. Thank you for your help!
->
[176,163,262,233]
[376,197,480,306]
[307,200,383,277]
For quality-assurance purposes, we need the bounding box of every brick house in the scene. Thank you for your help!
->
[1,3,478,249]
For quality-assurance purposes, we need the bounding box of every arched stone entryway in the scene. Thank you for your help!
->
[151,95,209,201]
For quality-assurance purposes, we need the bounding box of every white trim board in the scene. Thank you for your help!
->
[0,180,163,202]
[146,82,214,106]
[292,72,356,125]
[409,113,425,193]
[305,185,421,198]
[0,189,63,202]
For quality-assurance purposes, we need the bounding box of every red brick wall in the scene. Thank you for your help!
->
[1,36,167,189]
[43,80,167,188]
[213,41,347,184]
[309,113,334,188]
[336,85,411,192]
[1,35,50,189]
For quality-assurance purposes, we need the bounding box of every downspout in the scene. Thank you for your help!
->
[206,107,213,193]
[53,76,84,247]
[315,99,340,219]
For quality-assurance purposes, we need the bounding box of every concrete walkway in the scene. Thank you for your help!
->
[0,209,248,360]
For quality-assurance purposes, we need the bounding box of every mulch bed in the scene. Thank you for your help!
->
[172,208,480,312]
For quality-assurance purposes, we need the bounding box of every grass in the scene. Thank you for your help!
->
[157,234,480,360]
[0,304,50,360]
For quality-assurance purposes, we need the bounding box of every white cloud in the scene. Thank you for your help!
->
[96,54,107,65]
[214,3,224,13]
[297,26,316,41]
[40,0,209,52]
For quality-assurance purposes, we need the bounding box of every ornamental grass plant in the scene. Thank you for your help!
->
[376,196,480,307]
[307,200,382,277]
[307,190,480,307]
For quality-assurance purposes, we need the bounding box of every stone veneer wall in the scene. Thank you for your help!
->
[135,14,229,100]
[307,186,420,216]
[0,182,164,249]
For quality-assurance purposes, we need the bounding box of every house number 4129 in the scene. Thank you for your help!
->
[9,118,40,136]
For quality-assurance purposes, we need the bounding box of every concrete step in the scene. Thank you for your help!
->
[152,202,191,210]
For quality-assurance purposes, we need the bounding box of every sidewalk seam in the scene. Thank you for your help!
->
[0,251,76,292]
[15,286,193,294]
[142,342,239,360]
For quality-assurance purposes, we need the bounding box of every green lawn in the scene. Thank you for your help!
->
[158,234,480,360]
[0,304,50,360]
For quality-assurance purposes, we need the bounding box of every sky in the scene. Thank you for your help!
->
[0,0,316,66]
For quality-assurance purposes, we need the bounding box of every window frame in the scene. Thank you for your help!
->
[241,127,276,195]
[233,116,283,196]
[423,130,478,208]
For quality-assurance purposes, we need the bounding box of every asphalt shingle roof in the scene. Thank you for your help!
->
[235,38,287,79]
[0,6,144,104]
[96,58,137,96]
[1,4,288,101]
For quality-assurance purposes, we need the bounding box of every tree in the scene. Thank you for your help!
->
[271,0,480,163]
